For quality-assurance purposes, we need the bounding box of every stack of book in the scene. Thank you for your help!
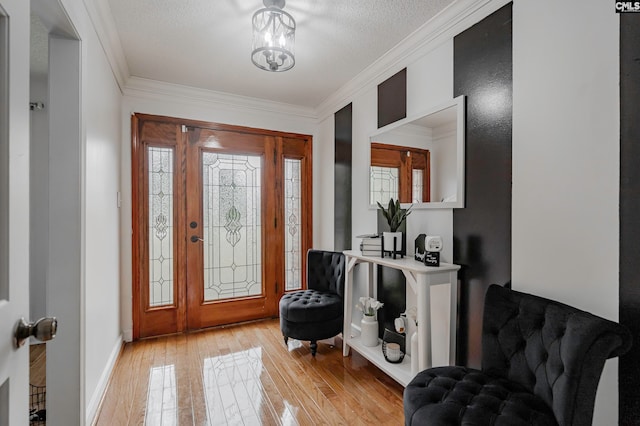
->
[358,234,382,256]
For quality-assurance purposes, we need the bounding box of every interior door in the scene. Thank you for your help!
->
[0,0,30,423]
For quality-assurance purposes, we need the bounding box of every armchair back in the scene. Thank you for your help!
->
[482,284,632,426]
[306,250,345,297]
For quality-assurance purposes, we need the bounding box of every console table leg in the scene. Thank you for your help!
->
[343,261,354,357]
[449,272,457,365]
[416,274,431,370]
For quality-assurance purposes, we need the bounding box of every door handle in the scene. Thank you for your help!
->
[190,235,204,243]
[14,317,57,348]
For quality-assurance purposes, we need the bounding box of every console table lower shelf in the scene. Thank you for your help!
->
[347,332,414,387]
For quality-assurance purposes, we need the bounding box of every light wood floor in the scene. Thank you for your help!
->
[30,344,47,424]
[30,344,47,386]
[94,319,404,425]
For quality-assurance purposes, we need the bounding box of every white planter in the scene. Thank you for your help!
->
[383,231,402,253]
[360,315,379,347]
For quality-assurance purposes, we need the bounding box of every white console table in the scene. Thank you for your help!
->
[342,250,460,386]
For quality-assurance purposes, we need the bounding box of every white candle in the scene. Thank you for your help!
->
[386,342,401,362]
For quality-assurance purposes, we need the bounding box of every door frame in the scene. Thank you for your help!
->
[0,0,30,423]
[131,114,313,339]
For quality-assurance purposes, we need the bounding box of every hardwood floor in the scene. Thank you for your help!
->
[94,319,404,425]
[30,344,47,386]
[30,344,47,424]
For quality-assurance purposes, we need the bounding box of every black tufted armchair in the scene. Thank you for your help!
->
[404,284,632,426]
[279,249,346,356]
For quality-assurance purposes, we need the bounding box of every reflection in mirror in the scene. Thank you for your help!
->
[369,96,465,209]
[370,143,430,205]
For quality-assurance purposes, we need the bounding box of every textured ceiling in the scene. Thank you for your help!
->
[106,0,454,108]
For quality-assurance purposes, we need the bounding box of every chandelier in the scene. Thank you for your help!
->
[251,0,296,72]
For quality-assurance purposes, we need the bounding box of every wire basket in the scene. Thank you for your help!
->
[29,384,46,425]
[381,328,406,363]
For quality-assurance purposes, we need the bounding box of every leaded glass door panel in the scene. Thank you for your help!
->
[201,152,262,301]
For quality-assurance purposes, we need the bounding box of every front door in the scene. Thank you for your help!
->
[133,115,312,338]
[0,0,30,423]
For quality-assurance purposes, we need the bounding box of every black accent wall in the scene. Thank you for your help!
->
[334,104,353,251]
[377,211,408,337]
[378,68,407,128]
[619,13,640,423]
[375,70,409,337]
[453,3,513,368]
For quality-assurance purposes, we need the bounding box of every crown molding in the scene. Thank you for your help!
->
[123,77,318,120]
[83,0,130,91]
[83,0,511,123]
[314,0,511,121]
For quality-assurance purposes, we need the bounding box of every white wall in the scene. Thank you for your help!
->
[511,0,620,423]
[431,126,457,203]
[29,74,48,322]
[82,17,123,422]
[47,33,83,425]
[314,113,335,251]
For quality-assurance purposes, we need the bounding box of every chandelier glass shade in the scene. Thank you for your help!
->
[251,0,296,72]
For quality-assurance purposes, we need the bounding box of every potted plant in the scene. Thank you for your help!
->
[377,198,412,256]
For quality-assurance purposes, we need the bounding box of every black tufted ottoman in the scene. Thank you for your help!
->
[279,250,345,356]
[404,366,557,425]
[402,285,631,426]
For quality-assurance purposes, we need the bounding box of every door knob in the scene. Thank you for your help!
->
[190,235,204,243]
[14,317,57,348]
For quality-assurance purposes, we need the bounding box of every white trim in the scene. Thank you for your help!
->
[123,76,317,120]
[82,0,129,91]
[122,328,133,343]
[86,334,123,425]
[315,0,512,120]
[85,0,512,123]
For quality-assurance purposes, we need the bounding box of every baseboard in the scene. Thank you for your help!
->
[123,328,133,342]
[86,334,123,425]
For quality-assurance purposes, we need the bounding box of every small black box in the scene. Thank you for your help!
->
[424,251,440,267]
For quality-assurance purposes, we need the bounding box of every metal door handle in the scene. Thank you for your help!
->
[14,317,57,348]
[190,235,204,243]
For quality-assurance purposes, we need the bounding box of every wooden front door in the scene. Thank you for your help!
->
[132,115,311,339]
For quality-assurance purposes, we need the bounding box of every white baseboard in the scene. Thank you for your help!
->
[86,334,123,425]
[122,328,133,342]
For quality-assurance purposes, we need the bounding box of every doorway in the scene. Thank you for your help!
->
[30,0,83,423]
[132,115,312,339]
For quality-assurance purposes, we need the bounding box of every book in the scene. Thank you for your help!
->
[358,234,381,256]
[360,240,381,251]
[356,234,379,238]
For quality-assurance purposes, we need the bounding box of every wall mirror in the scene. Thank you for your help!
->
[369,95,465,209]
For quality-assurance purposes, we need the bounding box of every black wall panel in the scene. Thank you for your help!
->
[334,103,353,251]
[453,3,512,367]
[375,70,408,336]
[376,211,408,337]
[378,68,407,128]
[619,13,640,424]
